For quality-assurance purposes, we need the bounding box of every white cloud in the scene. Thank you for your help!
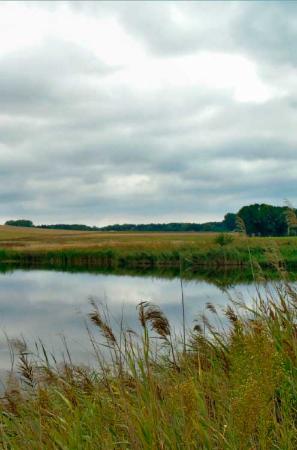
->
[113,51,276,103]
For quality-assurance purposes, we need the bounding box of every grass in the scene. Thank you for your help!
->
[1,225,297,268]
[1,271,297,448]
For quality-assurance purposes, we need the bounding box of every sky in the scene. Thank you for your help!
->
[0,1,296,226]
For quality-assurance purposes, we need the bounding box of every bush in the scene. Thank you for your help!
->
[214,233,234,246]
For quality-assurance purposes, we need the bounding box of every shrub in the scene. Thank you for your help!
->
[214,232,234,246]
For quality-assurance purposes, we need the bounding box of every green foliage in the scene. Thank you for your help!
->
[39,223,100,231]
[214,233,234,246]
[223,212,237,231]
[99,221,227,232]
[5,219,34,227]
[238,203,290,236]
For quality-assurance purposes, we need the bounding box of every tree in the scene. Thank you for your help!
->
[223,213,237,231]
[237,204,288,236]
[5,219,34,227]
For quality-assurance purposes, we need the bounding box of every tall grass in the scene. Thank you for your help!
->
[1,276,297,448]
[1,225,297,268]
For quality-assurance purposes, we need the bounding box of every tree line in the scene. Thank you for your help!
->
[4,203,297,236]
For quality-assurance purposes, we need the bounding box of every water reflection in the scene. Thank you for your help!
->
[0,265,292,371]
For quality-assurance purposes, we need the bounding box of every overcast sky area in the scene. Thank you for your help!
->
[1,1,296,225]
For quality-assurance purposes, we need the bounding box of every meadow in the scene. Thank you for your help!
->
[0,225,297,269]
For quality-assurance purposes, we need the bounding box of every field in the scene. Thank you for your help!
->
[0,225,224,252]
[0,225,297,269]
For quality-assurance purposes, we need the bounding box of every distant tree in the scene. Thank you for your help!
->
[38,224,99,231]
[5,219,34,227]
[222,213,237,231]
[237,204,288,236]
[4,204,292,236]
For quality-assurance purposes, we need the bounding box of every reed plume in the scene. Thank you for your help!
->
[284,200,297,233]
[137,301,171,338]
[236,215,247,235]
[89,299,116,346]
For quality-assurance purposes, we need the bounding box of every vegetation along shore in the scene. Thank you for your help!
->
[2,203,297,269]
[1,272,297,448]
[1,226,297,270]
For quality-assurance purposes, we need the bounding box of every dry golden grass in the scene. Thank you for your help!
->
[0,225,294,251]
[0,225,222,252]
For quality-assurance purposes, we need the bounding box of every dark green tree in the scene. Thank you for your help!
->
[222,213,237,231]
[5,219,34,227]
[237,204,288,236]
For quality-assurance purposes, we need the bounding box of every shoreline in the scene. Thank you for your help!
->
[0,245,293,270]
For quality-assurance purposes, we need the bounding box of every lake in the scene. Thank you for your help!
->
[0,266,278,372]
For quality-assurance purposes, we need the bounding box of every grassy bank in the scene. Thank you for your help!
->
[1,277,297,448]
[0,225,297,269]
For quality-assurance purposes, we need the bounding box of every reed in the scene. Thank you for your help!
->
[1,276,297,448]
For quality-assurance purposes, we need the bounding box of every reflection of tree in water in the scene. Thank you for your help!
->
[0,262,296,290]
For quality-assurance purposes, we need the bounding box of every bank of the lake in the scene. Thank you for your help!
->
[0,225,297,269]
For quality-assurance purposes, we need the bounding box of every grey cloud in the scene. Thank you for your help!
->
[67,1,237,56]
[114,2,237,56]
[0,39,112,115]
[69,1,297,70]
[1,2,297,224]
[111,1,297,69]
[233,2,297,66]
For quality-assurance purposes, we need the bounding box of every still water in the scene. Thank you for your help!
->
[0,267,266,371]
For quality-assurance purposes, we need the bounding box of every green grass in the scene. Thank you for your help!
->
[1,273,297,448]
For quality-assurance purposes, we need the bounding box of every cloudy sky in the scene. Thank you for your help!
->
[0,1,296,225]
